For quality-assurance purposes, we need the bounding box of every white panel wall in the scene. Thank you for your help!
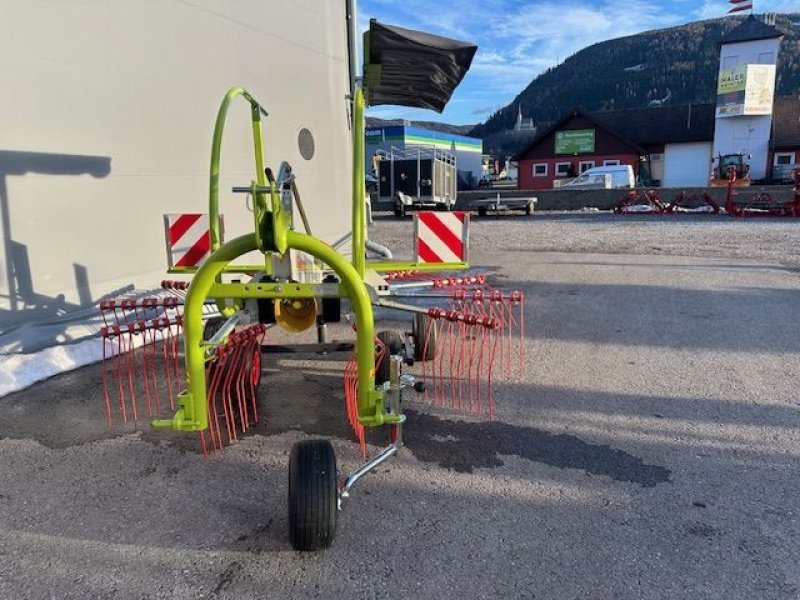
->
[0,1,353,328]
[455,151,483,182]
[713,37,781,179]
[663,142,713,187]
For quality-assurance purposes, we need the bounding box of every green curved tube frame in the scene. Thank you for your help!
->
[351,87,366,278]
[153,86,391,433]
[152,232,390,431]
[209,87,269,253]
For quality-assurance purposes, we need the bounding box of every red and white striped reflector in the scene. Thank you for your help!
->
[163,213,222,269]
[414,211,469,264]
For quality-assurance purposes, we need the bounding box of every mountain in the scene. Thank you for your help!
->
[365,116,476,136]
[472,13,800,152]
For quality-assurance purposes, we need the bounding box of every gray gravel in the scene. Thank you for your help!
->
[1,211,800,599]
[371,211,800,268]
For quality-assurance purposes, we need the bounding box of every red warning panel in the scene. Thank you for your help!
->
[414,211,469,264]
[163,214,222,269]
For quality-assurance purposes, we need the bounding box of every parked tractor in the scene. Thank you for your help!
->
[710,153,750,187]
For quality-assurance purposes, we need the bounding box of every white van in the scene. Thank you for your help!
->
[558,165,635,189]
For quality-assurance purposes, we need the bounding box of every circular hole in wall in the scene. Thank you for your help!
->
[298,128,315,160]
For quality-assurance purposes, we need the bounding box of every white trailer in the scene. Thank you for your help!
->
[376,147,458,217]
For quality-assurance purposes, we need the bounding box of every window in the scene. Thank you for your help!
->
[579,161,595,173]
[603,160,621,166]
[722,55,738,69]
[533,163,548,177]
[758,52,775,64]
[555,162,572,177]
[775,152,795,165]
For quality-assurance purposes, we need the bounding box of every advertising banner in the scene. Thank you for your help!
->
[716,64,776,118]
[555,129,595,154]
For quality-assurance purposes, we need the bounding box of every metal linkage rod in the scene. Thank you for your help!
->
[340,443,399,500]
[374,298,500,329]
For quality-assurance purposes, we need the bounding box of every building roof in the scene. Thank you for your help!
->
[773,96,800,149]
[365,124,482,151]
[720,15,785,45]
[593,103,716,147]
[513,108,646,160]
[512,96,799,160]
[513,104,713,159]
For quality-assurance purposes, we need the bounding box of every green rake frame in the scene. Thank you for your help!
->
[138,19,497,551]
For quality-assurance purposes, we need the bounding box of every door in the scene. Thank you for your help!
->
[663,143,712,186]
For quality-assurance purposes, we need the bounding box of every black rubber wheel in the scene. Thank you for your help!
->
[525,202,532,215]
[288,439,338,551]
[412,313,437,361]
[202,316,226,341]
[376,330,403,385]
[478,206,487,217]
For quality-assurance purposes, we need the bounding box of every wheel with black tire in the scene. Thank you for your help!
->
[412,313,437,361]
[478,206,487,217]
[375,330,403,385]
[525,202,532,215]
[288,439,338,551]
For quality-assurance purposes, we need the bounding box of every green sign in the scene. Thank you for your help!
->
[555,129,595,154]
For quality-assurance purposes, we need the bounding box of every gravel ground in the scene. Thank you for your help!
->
[371,211,800,268]
[1,211,800,599]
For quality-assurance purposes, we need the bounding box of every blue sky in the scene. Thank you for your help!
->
[359,0,798,124]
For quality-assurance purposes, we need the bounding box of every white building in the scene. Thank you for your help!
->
[0,2,355,333]
[712,15,784,180]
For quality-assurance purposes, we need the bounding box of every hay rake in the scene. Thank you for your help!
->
[99,20,525,550]
[725,167,800,217]
[614,189,719,214]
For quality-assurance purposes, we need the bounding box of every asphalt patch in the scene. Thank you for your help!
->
[0,362,670,488]
[402,410,671,487]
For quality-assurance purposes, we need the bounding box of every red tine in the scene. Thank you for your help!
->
[101,331,113,427]
[206,359,224,450]
[124,329,139,421]
[236,332,254,431]
[219,347,238,443]
[115,329,128,423]
[420,314,437,402]
[228,335,249,434]
[252,325,267,422]
[160,320,176,410]
[344,351,365,458]
[136,322,154,418]
[199,430,209,460]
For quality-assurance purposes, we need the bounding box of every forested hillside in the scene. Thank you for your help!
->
[472,13,800,139]
[365,117,475,136]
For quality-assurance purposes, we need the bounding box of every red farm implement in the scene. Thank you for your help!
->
[667,191,720,214]
[725,168,800,217]
[614,189,720,215]
[613,189,668,214]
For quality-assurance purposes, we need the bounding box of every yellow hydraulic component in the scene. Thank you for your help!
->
[275,298,317,332]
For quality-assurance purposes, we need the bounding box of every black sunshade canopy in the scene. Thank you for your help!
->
[364,20,477,112]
